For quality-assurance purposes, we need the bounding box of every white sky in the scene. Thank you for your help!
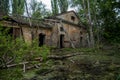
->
[38,0,52,10]
[37,0,75,11]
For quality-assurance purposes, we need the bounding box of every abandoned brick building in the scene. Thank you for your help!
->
[0,11,88,48]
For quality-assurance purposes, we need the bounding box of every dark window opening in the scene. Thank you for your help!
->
[60,34,64,48]
[60,27,64,31]
[80,37,83,42]
[80,37,83,47]
[39,33,45,47]
[71,16,75,21]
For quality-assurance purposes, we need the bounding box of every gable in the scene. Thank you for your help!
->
[56,11,79,24]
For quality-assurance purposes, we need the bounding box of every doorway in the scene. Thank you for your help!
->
[60,34,64,48]
[39,33,45,46]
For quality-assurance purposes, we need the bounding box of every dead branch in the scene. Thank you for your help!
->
[40,69,53,76]
[6,55,16,65]
[7,62,29,68]
[26,63,41,70]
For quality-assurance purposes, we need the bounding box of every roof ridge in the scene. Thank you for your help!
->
[45,10,80,20]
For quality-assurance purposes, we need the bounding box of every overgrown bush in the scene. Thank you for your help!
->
[0,24,50,62]
[14,39,50,62]
[0,24,50,80]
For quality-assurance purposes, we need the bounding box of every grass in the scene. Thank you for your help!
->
[23,69,37,79]
[2,47,119,80]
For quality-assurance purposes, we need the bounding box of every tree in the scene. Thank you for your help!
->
[51,0,69,15]
[70,0,95,47]
[51,0,59,15]
[0,0,9,15]
[30,0,50,19]
[58,0,69,13]
[87,0,95,47]
[98,0,120,43]
[12,0,25,15]
[71,0,120,44]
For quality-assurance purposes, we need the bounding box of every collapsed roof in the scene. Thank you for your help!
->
[0,11,86,29]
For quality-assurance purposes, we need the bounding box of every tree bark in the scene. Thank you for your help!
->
[87,0,95,48]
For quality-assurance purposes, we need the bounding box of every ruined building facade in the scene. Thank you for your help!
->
[0,11,88,48]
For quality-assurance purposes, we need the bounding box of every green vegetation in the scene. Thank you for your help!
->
[12,0,25,15]
[0,0,120,80]
[23,47,120,80]
[0,24,119,80]
[30,0,51,19]
[70,0,120,44]
[0,68,23,80]
[0,25,50,80]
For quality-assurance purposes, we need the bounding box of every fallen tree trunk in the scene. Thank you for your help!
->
[48,53,83,60]
[3,53,82,69]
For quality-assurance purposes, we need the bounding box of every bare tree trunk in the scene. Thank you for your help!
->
[82,0,90,47]
[24,0,33,44]
[87,0,95,48]
[82,0,87,19]
[94,0,100,47]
